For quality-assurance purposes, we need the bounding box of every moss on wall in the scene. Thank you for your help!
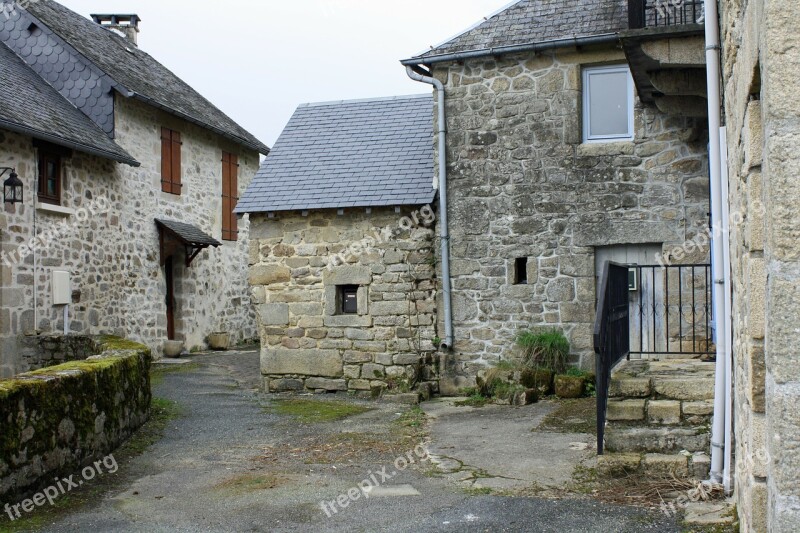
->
[0,336,151,499]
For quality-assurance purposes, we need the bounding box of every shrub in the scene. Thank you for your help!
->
[516,328,570,375]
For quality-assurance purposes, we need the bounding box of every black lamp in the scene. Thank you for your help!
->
[1,167,23,204]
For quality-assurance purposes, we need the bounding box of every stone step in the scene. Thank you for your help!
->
[598,452,711,480]
[604,425,710,454]
[606,398,714,426]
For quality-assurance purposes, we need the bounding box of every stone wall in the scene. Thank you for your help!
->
[0,96,259,377]
[0,336,151,499]
[721,0,800,530]
[249,207,438,394]
[430,46,710,380]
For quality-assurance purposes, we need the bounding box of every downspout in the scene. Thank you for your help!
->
[704,0,729,491]
[405,65,454,349]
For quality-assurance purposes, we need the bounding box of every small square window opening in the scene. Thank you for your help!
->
[338,285,359,315]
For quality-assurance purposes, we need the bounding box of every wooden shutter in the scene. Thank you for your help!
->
[222,152,239,241]
[161,128,182,195]
[170,131,182,194]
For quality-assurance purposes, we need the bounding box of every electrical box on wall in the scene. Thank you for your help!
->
[52,271,71,306]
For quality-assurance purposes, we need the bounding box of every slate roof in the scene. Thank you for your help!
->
[20,0,269,155]
[403,0,627,64]
[236,95,435,214]
[0,42,138,165]
[155,219,221,247]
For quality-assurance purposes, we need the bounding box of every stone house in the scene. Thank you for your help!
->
[237,95,440,394]
[401,0,712,392]
[0,0,269,376]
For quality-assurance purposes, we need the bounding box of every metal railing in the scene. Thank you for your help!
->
[630,264,713,357]
[594,261,631,455]
[629,0,704,29]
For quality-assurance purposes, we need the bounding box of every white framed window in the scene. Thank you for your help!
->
[582,65,635,142]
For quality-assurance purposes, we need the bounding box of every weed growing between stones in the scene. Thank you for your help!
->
[264,398,371,423]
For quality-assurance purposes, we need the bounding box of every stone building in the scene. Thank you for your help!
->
[237,96,439,394]
[720,0,800,529]
[0,0,269,376]
[401,0,711,389]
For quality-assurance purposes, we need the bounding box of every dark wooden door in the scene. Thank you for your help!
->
[165,256,175,340]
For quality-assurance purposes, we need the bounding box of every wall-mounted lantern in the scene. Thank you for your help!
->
[1,167,23,204]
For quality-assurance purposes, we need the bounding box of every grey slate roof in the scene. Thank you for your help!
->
[18,0,269,155]
[155,219,221,247]
[236,95,435,214]
[0,42,138,165]
[404,0,627,64]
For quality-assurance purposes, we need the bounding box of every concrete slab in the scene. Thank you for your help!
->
[684,501,736,526]
[363,484,421,497]
[422,398,595,490]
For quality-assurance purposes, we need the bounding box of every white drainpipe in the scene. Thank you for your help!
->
[704,0,731,492]
[406,65,454,349]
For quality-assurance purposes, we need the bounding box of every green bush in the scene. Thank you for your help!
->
[516,328,570,375]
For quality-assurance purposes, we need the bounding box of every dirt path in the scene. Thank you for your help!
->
[9,350,680,532]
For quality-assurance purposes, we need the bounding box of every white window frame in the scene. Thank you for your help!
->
[582,65,635,143]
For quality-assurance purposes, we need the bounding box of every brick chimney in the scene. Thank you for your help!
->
[91,14,141,46]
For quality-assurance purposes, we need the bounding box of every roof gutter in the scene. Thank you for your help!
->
[0,118,140,167]
[405,65,454,351]
[401,33,620,66]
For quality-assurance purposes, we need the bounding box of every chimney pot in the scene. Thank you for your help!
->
[91,14,141,46]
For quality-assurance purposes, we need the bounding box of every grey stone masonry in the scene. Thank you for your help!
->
[430,46,710,378]
[249,206,438,395]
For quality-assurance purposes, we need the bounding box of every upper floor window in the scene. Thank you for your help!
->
[161,127,182,194]
[582,65,635,143]
[38,151,62,205]
[221,151,239,241]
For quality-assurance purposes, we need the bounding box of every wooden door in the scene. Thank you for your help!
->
[165,256,175,340]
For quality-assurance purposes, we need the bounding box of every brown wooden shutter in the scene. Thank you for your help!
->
[222,152,239,241]
[170,131,182,195]
[161,127,172,193]
[161,128,182,195]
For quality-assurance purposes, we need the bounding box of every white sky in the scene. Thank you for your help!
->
[58,0,508,147]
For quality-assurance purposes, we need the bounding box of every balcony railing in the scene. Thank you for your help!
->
[629,0,704,29]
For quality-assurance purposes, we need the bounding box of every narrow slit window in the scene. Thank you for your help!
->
[515,258,529,285]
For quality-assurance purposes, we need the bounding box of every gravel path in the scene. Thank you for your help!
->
[37,350,679,533]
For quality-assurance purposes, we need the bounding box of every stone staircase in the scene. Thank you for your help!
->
[598,359,716,480]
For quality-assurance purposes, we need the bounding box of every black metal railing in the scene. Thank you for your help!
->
[629,0,704,29]
[594,261,631,455]
[629,264,713,357]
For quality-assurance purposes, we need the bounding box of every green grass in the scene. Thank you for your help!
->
[265,399,371,423]
[455,392,491,408]
[517,328,570,374]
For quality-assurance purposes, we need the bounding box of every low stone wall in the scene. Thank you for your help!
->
[16,334,99,372]
[0,336,151,499]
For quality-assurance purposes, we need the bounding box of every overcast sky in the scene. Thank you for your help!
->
[58,0,508,147]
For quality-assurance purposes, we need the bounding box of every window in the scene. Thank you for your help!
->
[514,257,529,285]
[582,65,635,142]
[221,152,239,241]
[338,285,359,315]
[161,127,182,194]
[38,152,62,205]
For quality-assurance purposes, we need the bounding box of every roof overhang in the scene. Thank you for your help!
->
[0,118,140,166]
[401,33,621,67]
[156,219,221,267]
